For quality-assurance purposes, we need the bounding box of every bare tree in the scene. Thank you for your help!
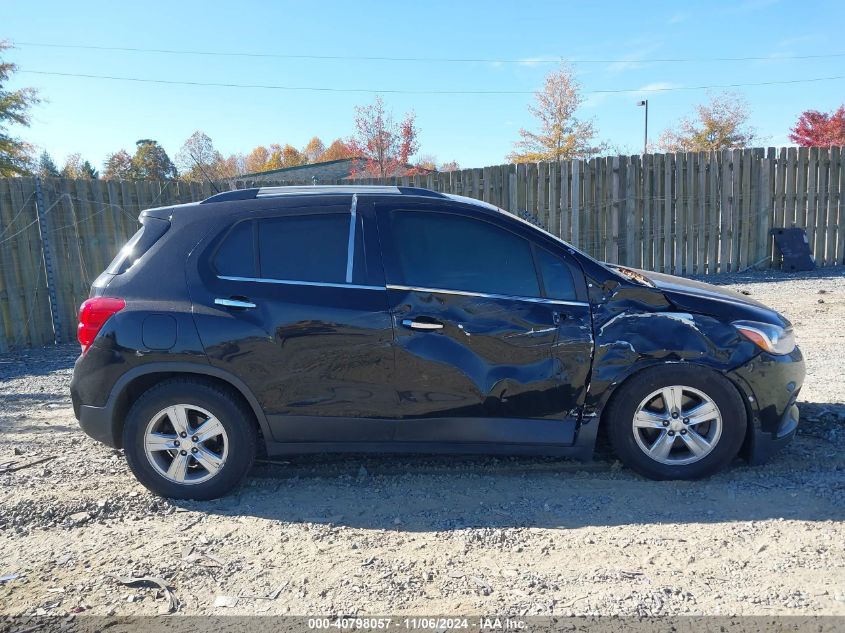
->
[176,131,224,181]
[508,64,604,163]
[658,92,756,152]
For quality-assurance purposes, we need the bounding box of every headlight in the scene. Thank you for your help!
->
[732,320,796,355]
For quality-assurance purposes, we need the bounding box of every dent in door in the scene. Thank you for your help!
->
[392,290,568,419]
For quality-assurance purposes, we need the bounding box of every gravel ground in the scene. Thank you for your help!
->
[0,268,843,620]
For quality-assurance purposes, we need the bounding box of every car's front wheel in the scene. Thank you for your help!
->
[605,365,747,480]
[123,378,257,499]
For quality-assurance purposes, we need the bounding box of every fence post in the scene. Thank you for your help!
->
[34,176,63,344]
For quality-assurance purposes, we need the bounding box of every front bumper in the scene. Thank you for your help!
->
[727,346,805,465]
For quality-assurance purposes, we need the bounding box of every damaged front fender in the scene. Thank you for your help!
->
[583,278,761,420]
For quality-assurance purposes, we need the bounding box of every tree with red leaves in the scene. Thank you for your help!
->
[789,106,845,147]
[349,96,419,178]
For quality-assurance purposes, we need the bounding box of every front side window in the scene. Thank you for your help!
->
[534,247,577,301]
[391,210,540,297]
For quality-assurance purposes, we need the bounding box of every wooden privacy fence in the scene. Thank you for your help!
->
[0,177,220,352]
[0,146,843,352]
[356,146,845,275]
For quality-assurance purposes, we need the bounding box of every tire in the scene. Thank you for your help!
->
[605,364,747,480]
[123,378,257,500]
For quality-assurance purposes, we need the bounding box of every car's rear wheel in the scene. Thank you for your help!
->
[123,378,257,499]
[605,365,747,480]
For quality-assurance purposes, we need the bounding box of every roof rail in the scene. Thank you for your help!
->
[257,185,402,197]
[200,184,449,204]
[396,186,448,198]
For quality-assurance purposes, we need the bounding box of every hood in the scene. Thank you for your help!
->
[618,267,788,327]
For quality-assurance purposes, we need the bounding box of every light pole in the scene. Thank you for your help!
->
[637,100,648,154]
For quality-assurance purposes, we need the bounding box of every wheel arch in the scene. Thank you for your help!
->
[593,360,755,454]
[105,362,270,451]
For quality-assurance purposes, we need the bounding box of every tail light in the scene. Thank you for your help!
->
[78,297,126,353]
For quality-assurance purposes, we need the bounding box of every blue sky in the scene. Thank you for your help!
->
[4,0,845,171]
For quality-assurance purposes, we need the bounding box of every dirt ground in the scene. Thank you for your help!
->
[1,268,843,620]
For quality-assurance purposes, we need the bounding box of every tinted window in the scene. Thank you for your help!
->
[214,220,255,278]
[258,214,349,283]
[106,217,170,275]
[535,247,577,301]
[392,211,540,297]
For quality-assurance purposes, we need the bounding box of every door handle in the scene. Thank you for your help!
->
[401,318,444,331]
[215,297,257,309]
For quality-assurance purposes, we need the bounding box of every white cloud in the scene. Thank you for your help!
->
[631,82,681,97]
[603,43,664,75]
[517,57,555,67]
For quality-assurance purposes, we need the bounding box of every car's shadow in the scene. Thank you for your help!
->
[174,401,845,531]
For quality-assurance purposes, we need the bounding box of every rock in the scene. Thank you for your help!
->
[13,447,23,456]
[214,595,239,608]
[68,512,90,525]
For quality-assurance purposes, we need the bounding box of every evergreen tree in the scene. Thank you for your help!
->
[36,150,60,178]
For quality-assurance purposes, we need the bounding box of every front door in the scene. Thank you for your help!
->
[377,204,593,445]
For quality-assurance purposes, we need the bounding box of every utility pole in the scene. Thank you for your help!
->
[637,100,649,154]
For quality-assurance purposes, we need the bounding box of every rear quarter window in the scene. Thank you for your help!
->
[106,217,170,275]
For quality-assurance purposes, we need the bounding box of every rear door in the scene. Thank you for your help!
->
[189,198,398,443]
[377,203,593,445]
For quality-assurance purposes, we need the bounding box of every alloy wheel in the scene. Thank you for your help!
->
[631,385,723,466]
[143,404,229,485]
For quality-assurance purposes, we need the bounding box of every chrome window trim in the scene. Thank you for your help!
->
[345,194,357,283]
[386,284,589,307]
[218,275,383,291]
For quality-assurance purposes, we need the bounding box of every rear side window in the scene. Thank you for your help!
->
[106,217,170,275]
[534,247,577,301]
[258,214,349,284]
[391,210,540,297]
[212,212,373,285]
[214,220,256,278]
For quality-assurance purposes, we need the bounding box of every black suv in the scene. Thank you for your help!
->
[70,186,805,499]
